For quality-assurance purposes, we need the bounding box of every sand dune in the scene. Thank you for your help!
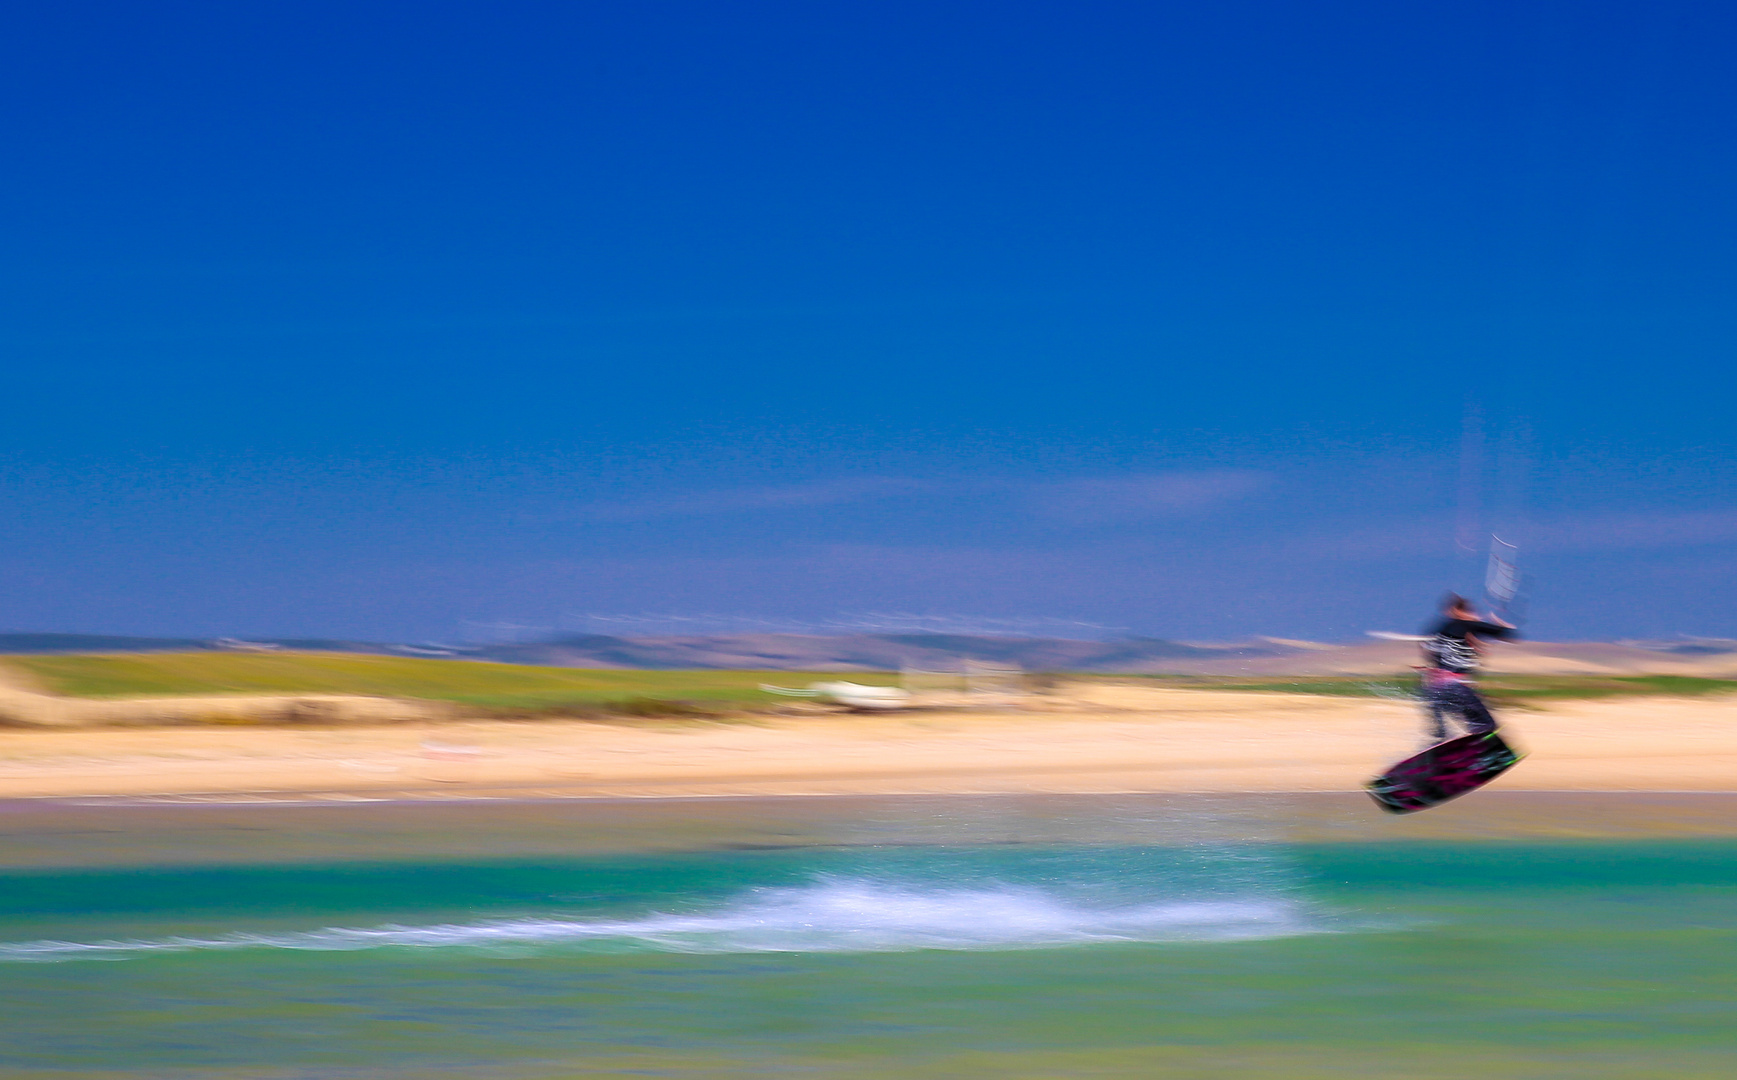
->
[0,660,446,728]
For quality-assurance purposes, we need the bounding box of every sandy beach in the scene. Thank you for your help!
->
[0,684,1731,801]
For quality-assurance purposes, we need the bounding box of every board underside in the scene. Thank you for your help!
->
[1366,731,1523,814]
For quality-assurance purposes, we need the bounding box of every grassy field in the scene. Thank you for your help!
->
[3,652,899,712]
[1124,673,1737,703]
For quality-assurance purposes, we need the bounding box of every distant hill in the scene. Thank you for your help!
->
[0,633,215,654]
[2,631,1733,676]
[0,633,401,656]
[0,631,1280,670]
[466,633,1278,671]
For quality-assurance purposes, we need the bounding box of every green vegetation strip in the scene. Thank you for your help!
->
[1115,673,1737,701]
[7,653,1733,714]
[3,652,898,711]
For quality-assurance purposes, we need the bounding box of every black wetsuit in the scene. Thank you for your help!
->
[1420,617,1518,740]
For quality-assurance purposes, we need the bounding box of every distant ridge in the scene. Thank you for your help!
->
[1,631,1733,676]
[0,631,1275,670]
[0,633,215,654]
[0,633,403,656]
[467,633,1277,672]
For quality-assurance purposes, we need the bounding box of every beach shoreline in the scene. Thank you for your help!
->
[0,684,1731,803]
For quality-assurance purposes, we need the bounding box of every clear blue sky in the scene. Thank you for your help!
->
[3,0,1733,642]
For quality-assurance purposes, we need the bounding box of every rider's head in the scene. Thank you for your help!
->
[1443,593,1475,618]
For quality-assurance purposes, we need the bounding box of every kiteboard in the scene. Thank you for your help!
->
[1365,730,1522,814]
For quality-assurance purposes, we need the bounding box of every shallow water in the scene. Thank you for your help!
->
[1,795,1734,1078]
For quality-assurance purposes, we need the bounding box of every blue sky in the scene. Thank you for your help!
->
[3,0,1734,642]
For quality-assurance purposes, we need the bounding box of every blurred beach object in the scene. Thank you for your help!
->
[758,661,1031,710]
[760,681,913,709]
[210,638,285,652]
[901,660,1028,708]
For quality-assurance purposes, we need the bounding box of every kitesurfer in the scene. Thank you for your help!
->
[1420,594,1518,742]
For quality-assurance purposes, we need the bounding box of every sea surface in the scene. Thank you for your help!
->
[1,792,1733,1078]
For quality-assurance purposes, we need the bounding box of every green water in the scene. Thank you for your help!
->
[1,798,1734,1079]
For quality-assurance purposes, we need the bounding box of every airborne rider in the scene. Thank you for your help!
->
[1420,594,1518,743]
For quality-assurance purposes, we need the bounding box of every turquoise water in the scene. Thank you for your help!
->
[1,797,1734,1079]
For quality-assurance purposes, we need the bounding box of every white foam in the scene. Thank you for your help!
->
[0,873,1326,962]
